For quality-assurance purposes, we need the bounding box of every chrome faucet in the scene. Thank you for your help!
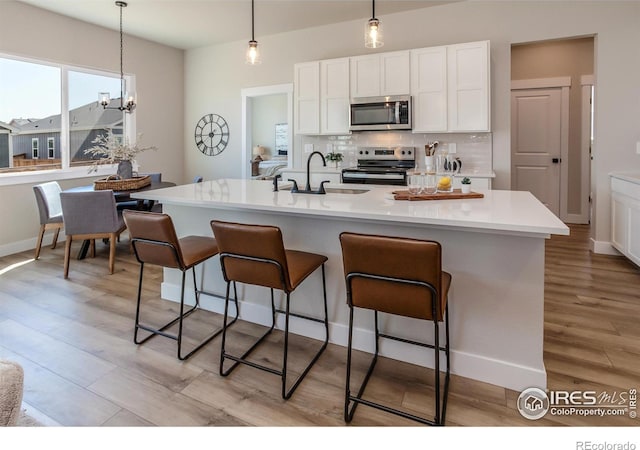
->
[288,151,330,194]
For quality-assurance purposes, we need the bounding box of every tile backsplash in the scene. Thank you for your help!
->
[295,131,493,173]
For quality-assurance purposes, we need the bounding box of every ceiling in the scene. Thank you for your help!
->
[18,0,457,50]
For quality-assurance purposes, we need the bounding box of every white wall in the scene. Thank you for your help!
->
[1,1,184,252]
[185,1,640,246]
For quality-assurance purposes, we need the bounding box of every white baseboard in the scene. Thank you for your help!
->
[0,233,64,258]
[162,281,547,392]
[590,239,622,256]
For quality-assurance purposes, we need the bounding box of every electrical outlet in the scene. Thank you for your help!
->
[636,141,640,155]
[448,143,457,154]
[304,144,314,154]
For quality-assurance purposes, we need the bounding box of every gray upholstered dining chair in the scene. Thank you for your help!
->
[59,190,127,279]
[33,181,64,259]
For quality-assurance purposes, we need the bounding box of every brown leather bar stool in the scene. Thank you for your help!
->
[123,210,238,360]
[211,220,329,399]
[339,232,452,425]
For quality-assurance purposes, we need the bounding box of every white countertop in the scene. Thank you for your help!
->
[610,172,640,184]
[133,178,569,237]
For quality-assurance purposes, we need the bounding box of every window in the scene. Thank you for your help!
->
[31,138,38,159]
[47,137,55,159]
[0,54,134,175]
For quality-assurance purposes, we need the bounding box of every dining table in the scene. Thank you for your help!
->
[63,179,177,260]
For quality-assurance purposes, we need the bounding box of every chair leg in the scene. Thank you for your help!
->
[90,239,96,258]
[281,263,329,399]
[175,267,238,360]
[108,233,116,274]
[220,283,276,377]
[345,309,380,423]
[133,264,239,360]
[219,264,329,400]
[35,225,45,260]
[51,226,60,250]
[63,236,72,279]
[345,306,449,425]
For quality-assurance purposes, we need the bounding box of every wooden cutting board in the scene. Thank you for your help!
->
[393,189,484,201]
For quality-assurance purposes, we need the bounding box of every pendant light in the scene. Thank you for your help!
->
[246,0,261,65]
[99,1,136,112]
[365,0,384,48]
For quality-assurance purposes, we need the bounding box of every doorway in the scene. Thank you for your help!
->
[241,84,293,179]
[511,37,594,223]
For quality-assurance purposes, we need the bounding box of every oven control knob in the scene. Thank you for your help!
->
[401,150,406,155]
[359,150,363,155]
[407,150,412,155]
[365,151,369,155]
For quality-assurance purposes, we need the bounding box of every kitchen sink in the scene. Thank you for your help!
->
[280,186,369,195]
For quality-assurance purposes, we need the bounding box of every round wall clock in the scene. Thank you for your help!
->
[194,114,229,156]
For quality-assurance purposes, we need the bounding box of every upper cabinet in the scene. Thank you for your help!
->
[350,51,410,98]
[410,46,448,132]
[447,40,490,132]
[294,61,320,135]
[320,58,350,135]
[411,40,490,133]
[294,40,490,135]
[295,58,350,136]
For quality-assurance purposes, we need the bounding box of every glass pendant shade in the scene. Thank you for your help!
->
[365,18,383,48]
[246,40,261,65]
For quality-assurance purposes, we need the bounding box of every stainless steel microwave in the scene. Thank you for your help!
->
[349,95,412,131]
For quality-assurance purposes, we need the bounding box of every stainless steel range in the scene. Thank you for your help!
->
[341,146,415,186]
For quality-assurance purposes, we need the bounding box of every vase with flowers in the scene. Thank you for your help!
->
[84,130,157,179]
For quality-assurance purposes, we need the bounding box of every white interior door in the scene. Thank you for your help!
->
[511,88,562,216]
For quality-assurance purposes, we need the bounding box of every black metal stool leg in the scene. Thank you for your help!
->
[281,263,329,399]
[220,285,276,377]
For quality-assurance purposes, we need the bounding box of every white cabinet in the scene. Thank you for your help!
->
[447,40,490,132]
[411,40,490,132]
[410,46,448,132]
[610,175,640,267]
[320,58,350,135]
[380,51,411,95]
[350,51,410,98]
[295,59,350,135]
[294,62,320,135]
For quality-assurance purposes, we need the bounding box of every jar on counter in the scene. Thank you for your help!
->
[435,150,454,193]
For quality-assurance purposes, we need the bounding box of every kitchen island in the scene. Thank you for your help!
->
[133,179,569,391]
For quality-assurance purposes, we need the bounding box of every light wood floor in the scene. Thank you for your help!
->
[1,224,639,426]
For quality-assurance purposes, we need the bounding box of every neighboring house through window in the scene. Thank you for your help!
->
[0,54,133,174]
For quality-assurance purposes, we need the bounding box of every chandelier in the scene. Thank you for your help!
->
[99,1,136,112]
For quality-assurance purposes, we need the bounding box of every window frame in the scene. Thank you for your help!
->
[0,52,136,186]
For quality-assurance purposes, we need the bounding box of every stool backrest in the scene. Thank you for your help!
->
[123,210,184,269]
[211,220,290,291]
[33,181,63,224]
[340,232,444,321]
